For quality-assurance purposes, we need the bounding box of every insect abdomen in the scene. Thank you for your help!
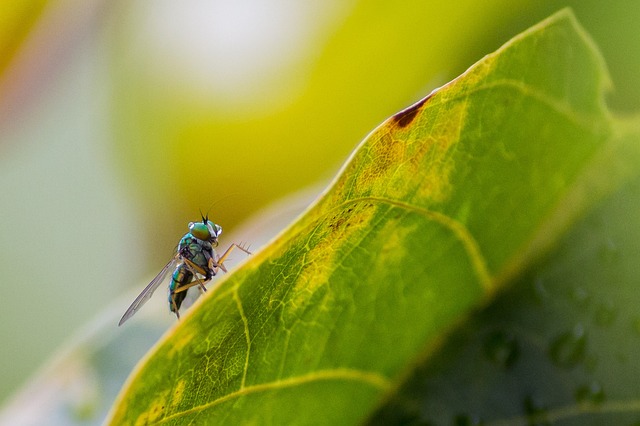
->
[169,265,193,313]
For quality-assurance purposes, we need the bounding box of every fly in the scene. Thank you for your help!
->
[118,215,250,326]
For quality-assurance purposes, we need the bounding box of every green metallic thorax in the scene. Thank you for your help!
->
[169,234,215,313]
[178,234,213,272]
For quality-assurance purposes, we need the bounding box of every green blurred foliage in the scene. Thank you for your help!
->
[107,0,640,253]
[108,1,533,245]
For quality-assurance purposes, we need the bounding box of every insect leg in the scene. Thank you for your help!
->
[212,243,252,273]
[172,279,206,294]
[170,292,181,319]
[181,258,209,276]
[181,258,210,292]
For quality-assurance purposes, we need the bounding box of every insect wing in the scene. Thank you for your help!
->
[118,255,179,326]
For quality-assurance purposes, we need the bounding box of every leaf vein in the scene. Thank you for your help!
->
[156,368,392,424]
[337,196,494,294]
[232,283,250,389]
[462,79,604,131]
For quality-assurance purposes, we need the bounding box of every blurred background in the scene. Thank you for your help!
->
[0,0,638,412]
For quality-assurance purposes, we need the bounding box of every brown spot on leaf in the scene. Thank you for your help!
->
[392,93,433,128]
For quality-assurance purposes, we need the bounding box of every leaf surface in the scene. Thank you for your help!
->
[370,130,640,424]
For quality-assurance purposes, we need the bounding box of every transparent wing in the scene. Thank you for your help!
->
[118,255,180,326]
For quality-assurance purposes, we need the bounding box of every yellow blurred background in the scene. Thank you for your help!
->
[0,0,638,404]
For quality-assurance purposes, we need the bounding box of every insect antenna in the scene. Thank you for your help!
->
[199,208,208,224]
[201,194,241,221]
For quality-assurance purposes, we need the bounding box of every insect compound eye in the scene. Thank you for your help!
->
[189,221,211,241]
[204,221,222,237]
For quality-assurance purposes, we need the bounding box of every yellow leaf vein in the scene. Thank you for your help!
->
[156,368,392,423]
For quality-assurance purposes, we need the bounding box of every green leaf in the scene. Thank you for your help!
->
[369,129,640,424]
[106,9,640,425]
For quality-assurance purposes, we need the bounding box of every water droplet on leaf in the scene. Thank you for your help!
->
[453,413,482,426]
[532,277,548,304]
[523,395,549,426]
[549,325,587,368]
[594,300,617,327]
[571,286,590,306]
[575,381,605,404]
[484,331,519,369]
[598,237,619,264]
